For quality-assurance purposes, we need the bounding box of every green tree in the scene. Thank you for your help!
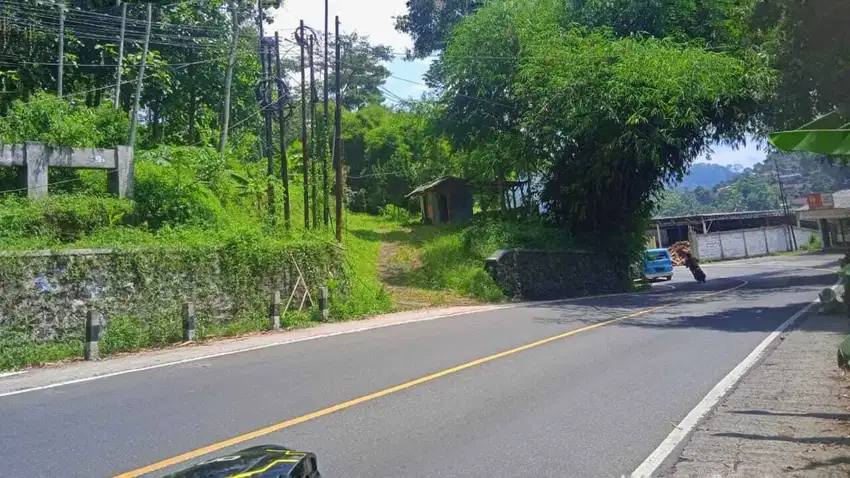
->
[752,0,850,130]
[394,0,483,58]
[440,0,773,258]
[342,103,460,213]
[333,33,393,110]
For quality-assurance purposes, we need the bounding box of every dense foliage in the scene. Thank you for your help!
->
[437,0,772,260]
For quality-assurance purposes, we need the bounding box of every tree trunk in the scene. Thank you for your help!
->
[218,0,239,154]
[152,109,161,142]
[188,86,197,144]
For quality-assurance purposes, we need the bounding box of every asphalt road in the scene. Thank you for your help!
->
[0,255,840,477]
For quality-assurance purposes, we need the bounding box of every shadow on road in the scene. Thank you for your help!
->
[712,432,850,446]
[526,267,843,333]
[800,456,850,471]
[730,410,850,421]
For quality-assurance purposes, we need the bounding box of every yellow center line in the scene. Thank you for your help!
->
[113,280,748,478]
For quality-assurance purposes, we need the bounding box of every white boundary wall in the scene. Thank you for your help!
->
[692,226,817,261]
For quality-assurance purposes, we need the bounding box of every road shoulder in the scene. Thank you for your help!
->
[663,312,850,477]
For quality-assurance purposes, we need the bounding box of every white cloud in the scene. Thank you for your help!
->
[271,0,412,53]
[271,1,433,100]
[697,139,767,168]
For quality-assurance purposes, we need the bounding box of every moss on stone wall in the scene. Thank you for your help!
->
[0,239,346,369]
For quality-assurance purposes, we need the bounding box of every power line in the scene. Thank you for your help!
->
[4,19,229,50]
[0,55,229,98]
[2,0,234,36]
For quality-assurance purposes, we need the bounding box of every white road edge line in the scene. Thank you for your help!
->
[630,278,841,478]
[0,286,675,399]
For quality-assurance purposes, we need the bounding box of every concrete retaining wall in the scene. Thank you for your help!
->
[693,226,817,261]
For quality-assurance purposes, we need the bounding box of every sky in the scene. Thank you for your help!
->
[273,0,767,169]
[271,0,432,102]
[698,140,766,169]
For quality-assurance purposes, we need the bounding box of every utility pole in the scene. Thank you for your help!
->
[219,0,239,153]
[262,40,276,221]
[309,36,318,229]
[334,16,343,243]
[773,156,798,250]
[275,32,291,227]
[57,0,64,96]
[322,0,330,227]
[113,0,127,109]
[257,2,275,220]
[300,20,310,229]
[128,2,152,146]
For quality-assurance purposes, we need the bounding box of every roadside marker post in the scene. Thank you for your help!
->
[84,309,100,361]
[182,302,196,342]
[319,286,329,322]
[270,291,281,330]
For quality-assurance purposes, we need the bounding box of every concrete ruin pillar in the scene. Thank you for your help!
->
[24,142,49,198]
[107,145,134,198]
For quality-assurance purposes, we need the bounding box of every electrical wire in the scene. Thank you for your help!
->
[2,0,236,36]
[0,55,229,100]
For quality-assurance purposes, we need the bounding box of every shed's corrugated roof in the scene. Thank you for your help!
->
[405,177,468,198]
[651,209,788,226]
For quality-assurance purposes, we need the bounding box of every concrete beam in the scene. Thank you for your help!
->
[49,146,116,170]
[0,143,25,167]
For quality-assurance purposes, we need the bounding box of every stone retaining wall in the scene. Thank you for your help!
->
[0,243,346,344]
[484,249,630,300]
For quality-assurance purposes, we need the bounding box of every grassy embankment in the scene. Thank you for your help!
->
[0,163,569,369]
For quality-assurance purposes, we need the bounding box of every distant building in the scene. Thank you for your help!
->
[648,209,812,261]
[406,177,475,225]
[796,189,850,248]
[406,176,525,225]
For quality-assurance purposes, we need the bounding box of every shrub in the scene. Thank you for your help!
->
[0,194,135,243]
[134,160,224,229]
[0,92,128,148]
[461,219,575,258]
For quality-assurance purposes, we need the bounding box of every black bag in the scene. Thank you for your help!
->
[692,266,706,283]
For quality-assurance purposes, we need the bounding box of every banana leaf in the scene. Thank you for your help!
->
[768,109,850,156]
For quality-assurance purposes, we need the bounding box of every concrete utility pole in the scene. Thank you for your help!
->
[219,0,239,153]
[263,40,276,221]
[773,156,798,250]
[128,2,152,146]
[323,0,330,227]
[300,20,310,229]
[309,36,318,229]
[256,1,275,220]
[113,0,127,109]
[334,15,343,243]
[275,32,291,227]
[57,0,64,96]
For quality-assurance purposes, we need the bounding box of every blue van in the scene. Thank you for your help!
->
[643,248,674,281]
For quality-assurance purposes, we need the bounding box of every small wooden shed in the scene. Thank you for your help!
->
[406,176,474,225]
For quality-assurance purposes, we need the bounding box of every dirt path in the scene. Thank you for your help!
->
[376,230,479,310]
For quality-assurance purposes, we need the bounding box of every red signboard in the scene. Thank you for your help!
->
[808,193,824,210]
[808,193,835,210]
